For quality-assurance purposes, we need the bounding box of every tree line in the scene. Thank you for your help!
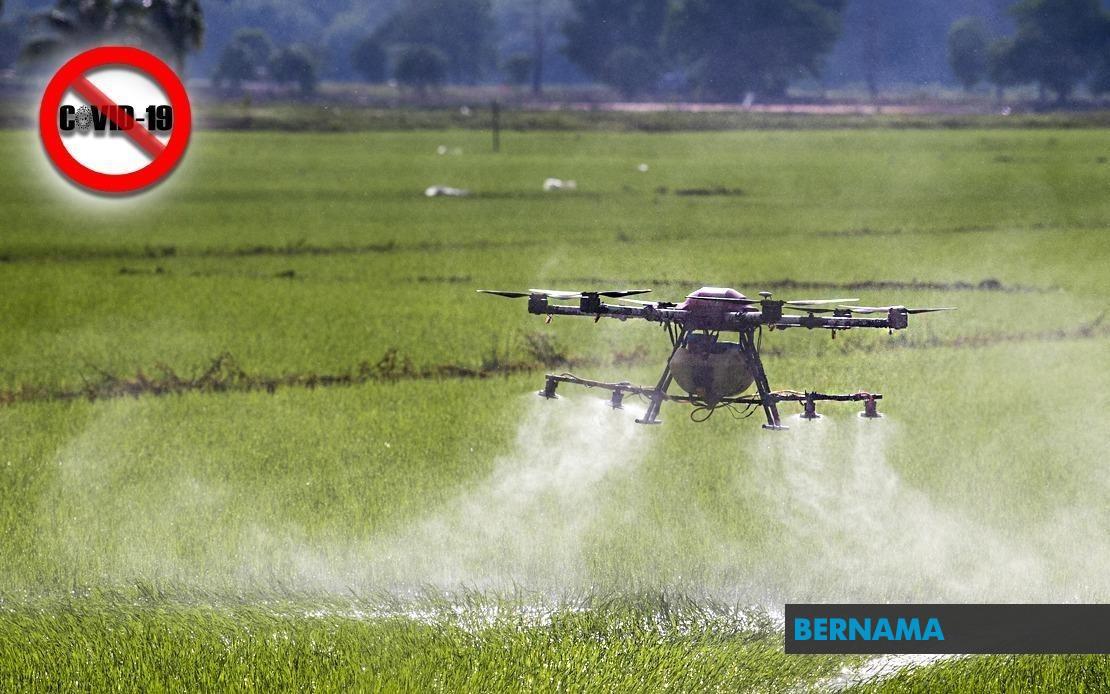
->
[947,0,1110,102]
[7,0,1110,102]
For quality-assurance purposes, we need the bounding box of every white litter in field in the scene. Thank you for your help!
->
[424,185,469,197]
[542,177,577,191]
[637,163,649,172]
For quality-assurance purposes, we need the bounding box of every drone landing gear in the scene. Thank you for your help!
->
[635,396,666,425]
[737,330,785,430]
[635,357,674,426]
[635,328,688,425]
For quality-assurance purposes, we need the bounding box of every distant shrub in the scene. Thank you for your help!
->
[504,53,532,86]
[394,45,448,93]
[270,45,318,96]
[352,37,388,83]
[603,45,660,97]
[214,42,255,90]
[947,18,988,90]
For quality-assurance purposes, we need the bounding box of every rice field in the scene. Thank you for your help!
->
[1,126,1109,691]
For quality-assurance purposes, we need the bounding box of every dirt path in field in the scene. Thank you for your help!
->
[4,221,1110,266]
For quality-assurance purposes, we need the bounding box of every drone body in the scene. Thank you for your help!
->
[479,285,953,429]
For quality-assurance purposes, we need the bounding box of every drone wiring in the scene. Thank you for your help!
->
[690,400,757,423]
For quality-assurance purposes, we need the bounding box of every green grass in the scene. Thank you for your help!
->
[1,127,1109,690]
[0,595,860,692]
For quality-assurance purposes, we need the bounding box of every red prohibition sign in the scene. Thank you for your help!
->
[39,46,191,194]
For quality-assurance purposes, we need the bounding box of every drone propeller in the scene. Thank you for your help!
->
[477,290,531,298]
[618,298,678,308]
[838,305,957,315]
[525,288,581,299]
[478,288,651,300]
[782,305,838,314]
[529,288,652,299]
[783,298,859,307]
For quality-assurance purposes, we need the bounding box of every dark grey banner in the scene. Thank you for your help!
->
[786,604,1110,654]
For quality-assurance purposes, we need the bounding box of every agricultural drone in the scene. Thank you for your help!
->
[479,286,953,429]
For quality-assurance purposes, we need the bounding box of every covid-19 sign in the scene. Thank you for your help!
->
[38,46,191,195]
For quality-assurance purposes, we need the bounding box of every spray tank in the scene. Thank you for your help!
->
[669,287,760,405]
[670,333,754,405]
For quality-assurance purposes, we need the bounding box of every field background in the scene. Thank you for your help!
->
[1,126,1109,691]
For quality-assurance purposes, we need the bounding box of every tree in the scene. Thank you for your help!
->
[213,41,254,90]
[22,0,143,65]
[373,0,495,83]
[855,0,882,100]
[562,0,668,85]
[21,0,203,72]
[821,0,1017,92]
[394,44,448,93]
[213,28,272,89]
[504,52,533,86]
[230,27,273,69]
[1092,56,1110,96]
[351,36,387,83]
[0,20,18,70]
[987,37,1026,92]
[270,45,317,96]
[603,44,659,97]
[525,0,560,95]
[989,0,1110,102]
[947,17,989,90]
[145,0,204,72]
[493,0,573,96]
[667,0,847,101]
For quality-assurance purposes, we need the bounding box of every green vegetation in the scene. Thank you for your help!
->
[270,45,320,97]
[850,655,1110,693]
[372,0,496,84]
[666,0,847,99]
[948,0,1110,104]
[213,28,275,91]
[0,596,858,691]
[985,0,1110,103]
[1,127,1109,690]
[562,0,670,91]
[394,45,450,93]
[20,0,204,72]
[947,18,989,91]
[351,36,388,85]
